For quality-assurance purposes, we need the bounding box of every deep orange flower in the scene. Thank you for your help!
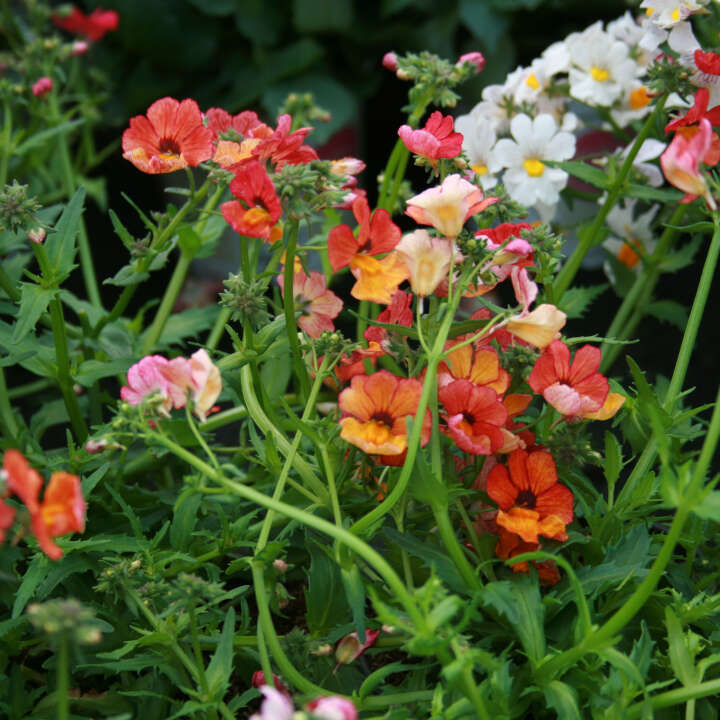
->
[487,449,572,544]
[122,97,214,174]
[0,499,15,544]
[3,449,42,514]
[31,472,86,561]
[338,371,431,456]
[495,529,561,585]
[437,342,510,395]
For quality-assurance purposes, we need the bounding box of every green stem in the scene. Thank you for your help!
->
[432,502,482,591]
[452,640,491,720]
[0,100,11,188]
[141,251,193,354]
[625,679,720,718]
[0,366,19,439]
[55,635,69,720]
[553,93,668,300]
[188,604,210,696]
[600,204,687,372]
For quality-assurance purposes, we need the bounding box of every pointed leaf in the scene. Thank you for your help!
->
[206,607,235,700]
[543,680,581,720]
[12,284,56,342]
[45,188,85,282]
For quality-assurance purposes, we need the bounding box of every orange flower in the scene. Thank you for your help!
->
[495,529,561,585]
[0,499,15,544]
[2,449,42,514]
[349,252,408,304]
[486,449,573,544]
[338,371,431,455]
[437,342,510,395]
[122,97,214,174]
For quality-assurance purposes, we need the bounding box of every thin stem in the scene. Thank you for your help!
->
[55,635,69,720]
[552,93,668,300]
[432,502,482,591]
[0,366,19,439]
[0,100,11,188]
[451,639,491,720]
[185,405,221,471]
[188,604,210,696]
[625,678,720,718]
[320,444,343,527]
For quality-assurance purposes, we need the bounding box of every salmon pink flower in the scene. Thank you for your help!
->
[661,117,717,208]
[307,697,358,720]
[250,686,294,720]
[53,6,119,41]
[398,111,463,164]
[487,449,573,544]
[122,97,214,174]
[187,349,222,422]
[396,230,455,296]
[278,270,343,338]
[3,449,43,513]
[250,114,318,169]
[437,343,510,395]
[204,108,271,143]
[338,371,430,456]
[333,343,383,384]
[121,355,179,415]
[528,340,608,420]
[439,380,507,455]
[32,77,53,97]
[406,174,497,238]
[511,267,538,312]
[0,499,14,544]
[221,161,282,241]
[506,304,566,349]
[31,472,85,561]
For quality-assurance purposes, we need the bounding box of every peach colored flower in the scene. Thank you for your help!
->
[278,270,343,338]
[506,303,566,349]
[395,230,455,296]
[349,252,409,304]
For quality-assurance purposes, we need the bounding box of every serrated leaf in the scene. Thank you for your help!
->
[103,264,150,287]
[543,680,581,720]
[558,284,608,319]
[45,187,85,283]
[692,490,720,521]
[205,607,235,701]
[108,209,136,251]
[479,577,545,662]
[554,160,609,189]
[645,300,688,330]
[665,607,698,686]
[658,235,703,272]
[12,284,56,343]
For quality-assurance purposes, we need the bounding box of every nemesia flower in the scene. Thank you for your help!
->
[454,112,500,190]
[122,97,214,174]
[456,52,485,73]
[3,448,44,514]
[52,6,119,41]
[250,113,318,169]
[640,0,709,29]
[250,685,294,720]
[584,392,626,420]
[31,472,85,561]
[528,340,609,420]
[405,174,497,238]
[348,252,409,305]
[221,161,282,241]
[506,304,566,349]
[661,117,717,208]
[250,671,288,694]
[487,449,573,543]
[333,343,383,384]
[666,88,720,134]
[121,355,179,415]
[604,199,659,270]
[395,230,455,296]
[495,528,561,585]
[363,290,413,348]
[278,270,343,338]
[204,108,271,143]
[439,380,508,455]
[32,77,53,97]
[187,349,222,422]
[398,111,463,164]
[71,40,89,56]
[511,267,538,312]
[0,499,14,544]
[307,696,358,720]
[437,343,510,395]
[338,371,430,456]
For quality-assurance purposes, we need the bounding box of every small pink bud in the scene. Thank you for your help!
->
[382,51,398,72]
[84,439,107,454]
[251,671,288,694]
[273,558,288,574]
[71,40,89,56]
[32,76,53,97]
[306,696,358,720]
[457,52,485,73]
[27,228,46,244]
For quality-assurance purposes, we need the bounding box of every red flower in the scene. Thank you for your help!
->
[32,77,53,98]
[398,111,463,162]
[31,472,86,561]
[486,449,573,544]
[438,379,507,455]
[221,161,282,240]
[53,6,119,41]
[0,499,15,544]
[527,340,608,420]
[666,88,720,134]
[122,97,214,174]
[248,114,318,169]
[363,289,413,348]
[328,197,401,272]
[495,529,561,585]
[204,108,272,143]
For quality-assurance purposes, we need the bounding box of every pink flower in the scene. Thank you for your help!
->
[71,40,89,56]
[306,696,358,720]
[382,51,399,71]
[187,349,222,421]
[511,267,537,312]
[32,77,53,97]
[121,356,178,415]
[277,270,343,338]
[456,52,485,73]
[406,174,497,238]
[250,686,294,720]
[398,111,463,163]
[660,117,717,209]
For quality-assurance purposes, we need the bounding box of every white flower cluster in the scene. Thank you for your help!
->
[455,13,662,220]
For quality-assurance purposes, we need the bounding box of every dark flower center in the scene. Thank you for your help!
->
[372,411,394,427]
[516,490,536,509]
[158,137,181,156]
[462,412,476,425]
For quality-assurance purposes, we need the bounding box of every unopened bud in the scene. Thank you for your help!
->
[84,438,107,454]
[311,643,334,656]
[32,76,53,97]
[456,51,485,73]
[71,40,89,56]
[382,51,398,72]
[28,228,45,244]
[396,68,411,81]
[273,558,288,574]
[73,383,84,396]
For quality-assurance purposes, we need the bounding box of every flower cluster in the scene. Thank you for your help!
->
[1,450,86,560]
[250,684,356,720]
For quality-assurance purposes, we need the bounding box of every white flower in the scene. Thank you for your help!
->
[567,22,641,107]
[668,21,720,107]
[623,138,666,187]
[640,0,709,29]
[609,81,654,127]
[493,113,575,208]
[454,111,501,190]
[603,199,659,271]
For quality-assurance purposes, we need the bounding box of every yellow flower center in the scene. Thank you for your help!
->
[629,86,652,110]
[243,207,271,227]
[671,7,680,21]
[590,66,610,82]
[523,158,545,177]
[471,163,488,176]
[645,7,654,16]
[526,72,540,90]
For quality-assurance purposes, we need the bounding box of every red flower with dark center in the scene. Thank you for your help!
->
[527,340,608,420]
[486,449,573,544]
[666,89,720,133]
[53,6,119,41]
[221,161,282,241]
[122,97,214,174]
[438,379,507,455]
[328,197,401,272]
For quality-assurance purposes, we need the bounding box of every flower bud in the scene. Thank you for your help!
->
[456,51,485,73]
[27,227,46,244]
[32,77,53,97]
[71,40,89,56]
[84,438,107,454]
[273,558,288,574]
[311,643,334,656]
[382,51,398,72]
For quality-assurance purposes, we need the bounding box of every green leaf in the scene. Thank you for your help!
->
[459,0,508,53]
[341,563,367,641]
[659,236,703,271]
[259,344,292,401]
[150,306,219,349]
[14,119,85,154]
[177,226,202,257]
[234,0,285,44]
[292,0,353,32]
[74,358,134,386]
[480,578,545,663]
[665,607,698,686]
[542,680,581,720]
[108,208,137,252]
[45,187,85,283]
[170,492,202,551]
[305,544,348,635]
[644,300,688,330]
[604,431,622,500]
[186,0,235,14]
[558,284,608,319]
[12,554,50,617]
[626,183,683,202]
[381,0,415,17]
[12,284,56,343]
[553,160,609,189]
[692,490,720,521]
[206,607,235,701]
